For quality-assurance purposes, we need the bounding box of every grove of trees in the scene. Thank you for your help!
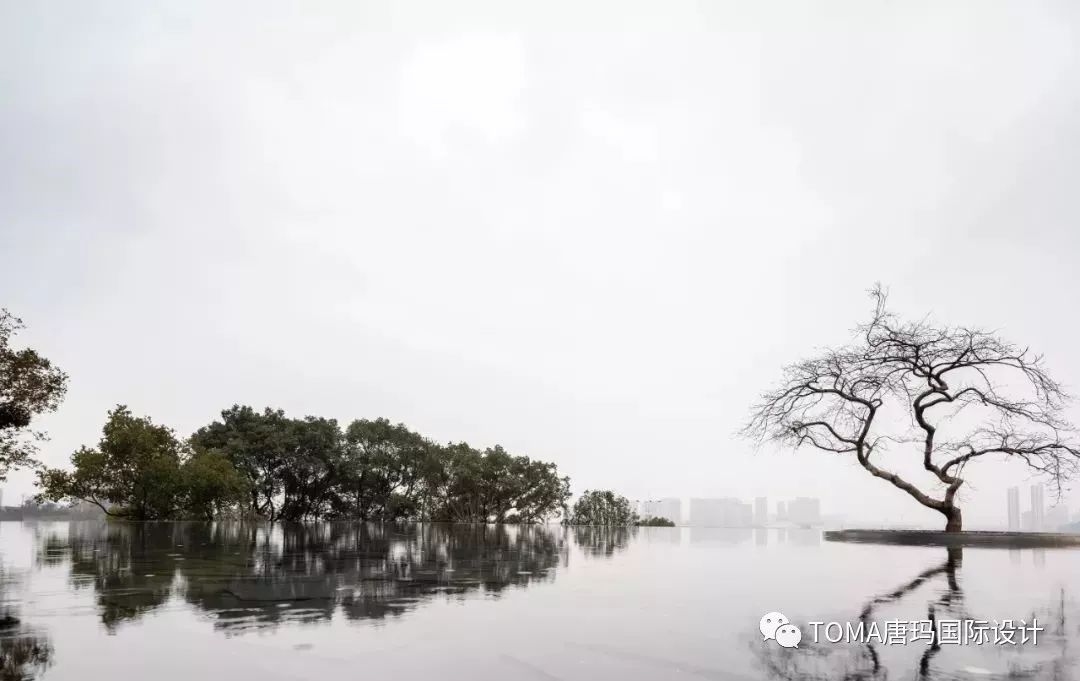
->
[37,404,573,523]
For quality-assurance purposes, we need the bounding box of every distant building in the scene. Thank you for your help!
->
[1007,487,1020,531]
[754,497,768,526]
[736,501,752,526]
[788,497,822,526]
[639,498,682,524]
[690,498,752,527]
[1030,485,1045,531]
[777,501,787,522]
[1022,510,1035,532]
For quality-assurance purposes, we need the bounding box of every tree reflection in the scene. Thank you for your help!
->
[0,629,52,681]
[572,526,635,557]
[0,588,52,680]
[39,521,567,634]
[757,547,1075,680]
[40,522,177,631]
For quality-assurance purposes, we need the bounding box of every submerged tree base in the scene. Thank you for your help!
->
[825,528,1080,548]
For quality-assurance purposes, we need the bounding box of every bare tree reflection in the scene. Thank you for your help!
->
[38,521,567,634]
[757,548,1074,680]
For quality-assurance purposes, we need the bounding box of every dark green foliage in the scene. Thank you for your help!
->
[0,310,68,479]
[36,406,248,519]
[39,404,572,522]
[36,406,185,519]
[277,416,343,521]
[189,406,293,518]
[182,448,251,521]
[334,418,436,520]
[427,443,571,523]
[636,516,676,527]
[568,490,638,526]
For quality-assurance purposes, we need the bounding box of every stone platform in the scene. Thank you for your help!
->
[825,529,1080,548]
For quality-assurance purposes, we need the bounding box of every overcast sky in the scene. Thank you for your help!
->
[3,1,1079,527]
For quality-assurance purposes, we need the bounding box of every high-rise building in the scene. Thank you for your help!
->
[1030,484,1045,532]
[690,498,753,527]
[1007,487,1020,531]
[754,497,768,526]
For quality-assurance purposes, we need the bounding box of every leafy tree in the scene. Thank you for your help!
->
[568,490,638,526]
[182,448,250,520]
[190,406,293,518]
[745,286,1080,532]
[427,442,484,522]
[276,416,344,521]
[428,443,570,523]
[504,455,571,524]
[335,418,434,520]
[0,310,68,479]
[36,406,186,519]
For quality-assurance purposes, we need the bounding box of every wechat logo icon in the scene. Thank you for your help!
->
[760,611,802,649]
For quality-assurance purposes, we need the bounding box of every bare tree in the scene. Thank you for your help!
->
[744,286,1080,532]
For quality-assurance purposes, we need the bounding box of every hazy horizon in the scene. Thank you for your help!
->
[4,1,1080,528]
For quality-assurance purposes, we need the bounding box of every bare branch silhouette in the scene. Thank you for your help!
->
[744,285,1080,532]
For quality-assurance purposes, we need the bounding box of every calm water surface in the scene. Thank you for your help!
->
[0,521,1076,680]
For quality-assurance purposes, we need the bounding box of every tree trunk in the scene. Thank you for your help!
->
[943,506,962,533]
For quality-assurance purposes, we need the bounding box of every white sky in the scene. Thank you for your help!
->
[2,1,1079,527]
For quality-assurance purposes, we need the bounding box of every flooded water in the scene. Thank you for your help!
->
[0,521,1076,680]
